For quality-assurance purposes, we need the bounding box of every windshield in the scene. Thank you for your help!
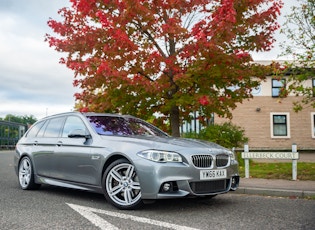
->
[86,116,169,137]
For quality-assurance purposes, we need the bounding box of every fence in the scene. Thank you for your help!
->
[0,121,26,149]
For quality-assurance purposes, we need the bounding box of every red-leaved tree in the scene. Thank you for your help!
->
[46,0,283,136]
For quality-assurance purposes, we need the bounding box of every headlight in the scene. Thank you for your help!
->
[137,150,182,163]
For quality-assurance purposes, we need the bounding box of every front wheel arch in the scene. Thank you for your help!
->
[102,158,143,210]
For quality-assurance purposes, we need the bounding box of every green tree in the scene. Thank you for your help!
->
[280,0,315,111]
[3,114,37,126]
[46,0,282,136]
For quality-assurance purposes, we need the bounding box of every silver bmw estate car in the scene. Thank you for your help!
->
[14,112,239,209]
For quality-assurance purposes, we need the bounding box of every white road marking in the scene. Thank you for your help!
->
[67,203,200,230]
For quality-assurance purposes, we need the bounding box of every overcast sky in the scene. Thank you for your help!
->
[0,0,294,120]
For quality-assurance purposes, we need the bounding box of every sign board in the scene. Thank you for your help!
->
[241,144,299,180]
[241,152,299,160]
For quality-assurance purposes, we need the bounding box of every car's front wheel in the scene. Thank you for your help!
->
[18,156,41,190]
[103,159,143,210]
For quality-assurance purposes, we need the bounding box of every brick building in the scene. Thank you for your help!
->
[215,62,315,151]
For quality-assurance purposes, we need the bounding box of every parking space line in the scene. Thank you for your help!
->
[67,203,200,230]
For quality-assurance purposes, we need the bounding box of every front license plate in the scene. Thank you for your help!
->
[200,169,227,180]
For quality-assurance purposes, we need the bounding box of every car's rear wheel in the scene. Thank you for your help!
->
[18,156,40,190]
[103,159,143,210]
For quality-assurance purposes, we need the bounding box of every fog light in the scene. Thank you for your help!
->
[230,176,240,191]
[162,183,171,192]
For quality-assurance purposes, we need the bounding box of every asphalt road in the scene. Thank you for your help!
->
[1,150,315,230]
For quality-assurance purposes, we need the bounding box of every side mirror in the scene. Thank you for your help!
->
[68,129,91,139]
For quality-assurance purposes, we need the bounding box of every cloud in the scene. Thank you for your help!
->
[0,0,76,119]
[251,1,297,61]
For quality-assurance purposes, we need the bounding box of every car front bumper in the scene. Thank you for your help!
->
[134,159,240,199]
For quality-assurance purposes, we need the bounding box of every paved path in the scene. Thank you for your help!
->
[237,178,315,198]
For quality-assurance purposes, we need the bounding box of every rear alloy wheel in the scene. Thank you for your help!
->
[18,156,40,190]
[103,159,143,210]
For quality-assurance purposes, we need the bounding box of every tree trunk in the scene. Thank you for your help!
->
[170,105,180,137]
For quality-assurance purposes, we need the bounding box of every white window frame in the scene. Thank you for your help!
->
[312,112,315,138]
[270,112,290,138]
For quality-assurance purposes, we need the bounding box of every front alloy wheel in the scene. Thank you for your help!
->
[103,159,142,209]
[18,156,40,190]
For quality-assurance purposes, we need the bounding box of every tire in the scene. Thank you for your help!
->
[18,156,41,190]
[103,159,143,210]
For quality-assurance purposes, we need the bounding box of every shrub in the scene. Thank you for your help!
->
[183,122,248,149]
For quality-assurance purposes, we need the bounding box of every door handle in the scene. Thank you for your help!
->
[56,141,63,147]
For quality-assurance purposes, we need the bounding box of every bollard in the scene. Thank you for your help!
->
[292,143,297,181]
[244,144,249,179]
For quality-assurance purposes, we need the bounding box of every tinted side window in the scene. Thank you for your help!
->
[43,117,65,138]
[62,116,87,137]
[25,121,45,138]
[37,121,49,137]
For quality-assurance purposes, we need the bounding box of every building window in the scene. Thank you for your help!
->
[312,113,315,138]
[272,79,285,97]
[270,113,290,138]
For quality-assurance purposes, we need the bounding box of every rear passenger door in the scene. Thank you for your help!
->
[33,116,65,178]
